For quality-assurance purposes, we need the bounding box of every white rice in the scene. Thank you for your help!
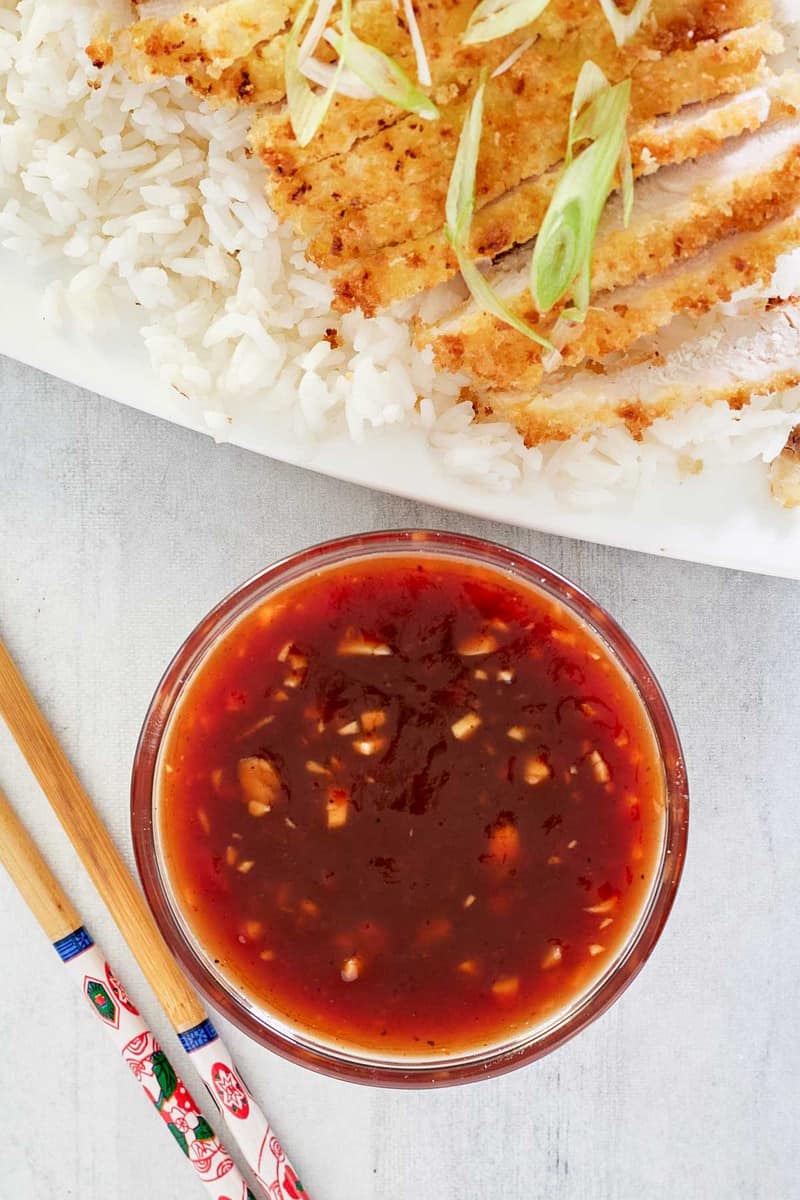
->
[1,0,799,508]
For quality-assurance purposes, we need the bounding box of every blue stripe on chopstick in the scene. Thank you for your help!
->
[53,925,94,962]
[179,1018,219,1053]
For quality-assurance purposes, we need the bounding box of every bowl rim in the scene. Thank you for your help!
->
[131,529,689,1088]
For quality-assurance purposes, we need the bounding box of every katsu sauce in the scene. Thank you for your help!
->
[159,556,665,1056]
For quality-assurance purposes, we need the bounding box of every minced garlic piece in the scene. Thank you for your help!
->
[523,756,551,786]
[451,712,482,740]
[238,755,281,810]
[589,750,611,783]
[457,631,499,656]
[491,975,520,998]
[338,631,392,655]
[326,787,349,829]
[541,944,563,970]
[361,710,387,732]
[352,736,388,756]
[584,896,618,914]
[341,955,361,982]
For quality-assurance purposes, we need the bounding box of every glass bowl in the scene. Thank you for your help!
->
[131,530,688,1088]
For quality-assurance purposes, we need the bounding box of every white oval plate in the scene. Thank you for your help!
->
[2,248,798,580]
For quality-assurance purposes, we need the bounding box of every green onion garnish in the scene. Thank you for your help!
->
[328,27,440,119]
[596,0,652,47]
[445,69,489,244]
[530,61,632,314]
[403,0,432,87]
[461,0,652,48]
[445,71,553,348]
[453,250,556,343]
[286,0,353,146]
[463,0,551,46]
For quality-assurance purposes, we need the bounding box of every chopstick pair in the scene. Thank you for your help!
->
[0,636,307,1200]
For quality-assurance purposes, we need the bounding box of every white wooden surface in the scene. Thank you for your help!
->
[1,354,799,1200]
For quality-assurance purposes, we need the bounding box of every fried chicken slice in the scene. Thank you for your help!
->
[475,298,800,444]
[446,211,800,389]
[287,19,780,265]
[250,0,720,168]
[336,73,800,313]
[420,119,800,385]
[118,0,292,81]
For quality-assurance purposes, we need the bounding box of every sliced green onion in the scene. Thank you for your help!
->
[567,59,609,158]
[300,55,377,99]
[461,0,651,47]
[463,0,551,46]
[298,0,336,63]
[328,27,439,118]
[445,72,552,349]
[286,0,352,146]
[531,66,631,312]
[491,35,535,78]
[453,248,553,346]
[445,68,488,244]
[561,305,593,322]
[402,0,432,87]
[596,0,652,46]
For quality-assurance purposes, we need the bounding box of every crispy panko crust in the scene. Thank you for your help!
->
[268,11,776,264]
[432,210,800,387]
[475,301,800,443]
[335,73,800,314]
[250,0,707,168]
[110,0,606,106]
[111,0,700,107]
[118,0,293,79]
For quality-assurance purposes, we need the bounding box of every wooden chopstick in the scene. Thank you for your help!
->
[0,784,256,1200]
[0,784,81,941]
[0,634,308,1200]
[0,636,204,1031]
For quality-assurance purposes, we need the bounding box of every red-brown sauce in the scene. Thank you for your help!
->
[160,556,664,1056]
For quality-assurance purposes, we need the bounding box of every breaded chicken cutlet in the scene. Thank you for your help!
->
[108,0,800,468]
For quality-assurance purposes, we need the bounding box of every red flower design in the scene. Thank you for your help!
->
[282,1164,304,1198]
[105,964,139,1014]
[210,1062,250,1119]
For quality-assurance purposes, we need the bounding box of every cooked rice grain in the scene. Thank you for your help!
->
[1,0,799,507]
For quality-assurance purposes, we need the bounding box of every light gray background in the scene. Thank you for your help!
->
[1,354,798,1200]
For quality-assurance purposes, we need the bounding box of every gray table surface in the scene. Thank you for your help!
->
[1,354,798,1200]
